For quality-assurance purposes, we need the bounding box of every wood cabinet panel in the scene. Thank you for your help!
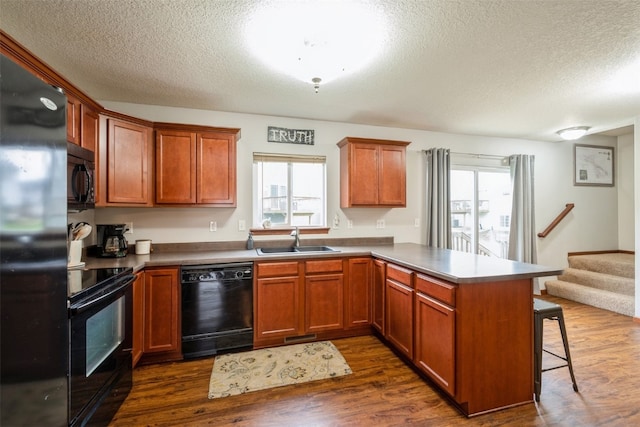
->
[143,268,180,354]
[257,261,299,278]
[105,118,152,205]
[155,130,196,203]
[197,132,236,205]
[155,129,237,206]
[372,258,386,334]
[337,137,410,208]
[305,259,343,274]
[415,291,455,396]
[415,274,456,307]
[305,274,344,333]
[255,275,302,341]
[66,95,81,145]
[132,272,144,368]
[385,276,414,359]
[346,257,371,328]
[80,104,98,153]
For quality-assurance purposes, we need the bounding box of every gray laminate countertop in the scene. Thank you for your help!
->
[83,242,562,284]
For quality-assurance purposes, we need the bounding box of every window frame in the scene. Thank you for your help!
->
[252,152,327,229]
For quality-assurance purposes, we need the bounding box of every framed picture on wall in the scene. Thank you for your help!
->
[574,144,614,187]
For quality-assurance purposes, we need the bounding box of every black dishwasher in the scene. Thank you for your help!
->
[181,262,253,359]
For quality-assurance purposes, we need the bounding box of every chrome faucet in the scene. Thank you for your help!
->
[291,227,300,247]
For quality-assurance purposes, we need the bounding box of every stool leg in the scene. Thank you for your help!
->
[557,311,579,392]
[534,312,543,402]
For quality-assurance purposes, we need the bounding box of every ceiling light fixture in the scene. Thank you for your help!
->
[556,126,591,140]
[244,1,387,91]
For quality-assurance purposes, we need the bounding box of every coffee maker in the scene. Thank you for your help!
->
[96,224,128,257]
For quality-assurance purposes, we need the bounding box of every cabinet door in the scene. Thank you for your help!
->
[132,272,144,367]
[305,274,344,333]
[415,292,456,396]
[143,268,180,354]
[255,276,302,341]
[155,130,196,203]
[372,259,386,334]
[197,132,236,205]
[80,104,98,153]
[349,143,379,205]
[66,95,81,145]
[346,258,371,328]
[385,278,414,359]
[378,144,406,206]
[106,118,151,204]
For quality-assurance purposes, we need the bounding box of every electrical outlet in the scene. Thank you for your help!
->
[332,213,340,229]
[209,221,217,232]
[414,218,420,228]
[376,219,385,229]
[347,220,353,229]
[125,222,133,234]
[238,220,246,231]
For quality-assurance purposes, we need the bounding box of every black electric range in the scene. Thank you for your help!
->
[67,267,134,303]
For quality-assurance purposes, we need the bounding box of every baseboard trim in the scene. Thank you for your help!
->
[568,250,635,256]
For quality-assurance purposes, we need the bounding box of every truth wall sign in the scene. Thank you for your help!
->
[267,126,315,145]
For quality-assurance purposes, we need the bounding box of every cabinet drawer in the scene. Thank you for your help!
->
[257,261,299,278]
[386,263,413,288]
[415,274,456,307]
[305,259,343,274]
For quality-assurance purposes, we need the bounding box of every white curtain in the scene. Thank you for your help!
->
[508,154,537,263]
[425,148,451,248]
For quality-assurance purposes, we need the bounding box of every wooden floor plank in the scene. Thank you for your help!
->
[111,296,640,426]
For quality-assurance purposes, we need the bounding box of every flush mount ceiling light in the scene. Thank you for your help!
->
[556,126,591,140]
[244,1,387,92]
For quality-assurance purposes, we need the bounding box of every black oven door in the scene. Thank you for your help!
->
[69,276,133,427]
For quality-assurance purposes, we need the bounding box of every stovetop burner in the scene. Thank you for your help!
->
[67,267,133,302]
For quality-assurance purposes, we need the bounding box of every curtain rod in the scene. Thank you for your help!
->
[450,151,507,160]
[422,150,508,160]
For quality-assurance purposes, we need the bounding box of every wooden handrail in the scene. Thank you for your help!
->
[538,203,575,238]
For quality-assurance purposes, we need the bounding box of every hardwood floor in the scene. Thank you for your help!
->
[111,296,640,426]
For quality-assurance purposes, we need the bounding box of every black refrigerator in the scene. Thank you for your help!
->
[0,54,69,425]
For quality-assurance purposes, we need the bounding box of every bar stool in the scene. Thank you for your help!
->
[533,298,579,402]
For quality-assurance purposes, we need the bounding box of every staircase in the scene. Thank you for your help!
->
[545,253,635,317]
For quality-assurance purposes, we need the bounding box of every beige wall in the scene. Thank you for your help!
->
[72,101,625,276]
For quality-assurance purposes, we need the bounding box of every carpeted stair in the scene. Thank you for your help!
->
[545,253,635,317]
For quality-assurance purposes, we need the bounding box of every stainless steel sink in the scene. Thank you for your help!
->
[256,246,339,255]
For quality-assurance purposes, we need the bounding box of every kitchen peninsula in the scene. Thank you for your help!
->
[85,242,561,417]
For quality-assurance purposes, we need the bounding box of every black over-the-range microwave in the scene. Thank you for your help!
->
[67,142,95,211]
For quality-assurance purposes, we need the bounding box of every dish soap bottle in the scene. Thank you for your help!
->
[246,232,254,250]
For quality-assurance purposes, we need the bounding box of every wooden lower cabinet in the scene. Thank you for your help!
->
[305,259,344,333]
[345,257,371,328]
[254,257,371,348]
[385,263,414,360]
[371,258,386,333]
[131,272,144,368]
[414,290,455,396]
[140,267,181,363]
[376,258,535,417]
[255,261,303,343]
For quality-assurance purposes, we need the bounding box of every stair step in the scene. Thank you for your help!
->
[558,268,634,296]
[568,253,634,279]
[545,280,634,317]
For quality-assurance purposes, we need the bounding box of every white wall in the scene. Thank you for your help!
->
[618,133,635,251]
[89,101,623,275]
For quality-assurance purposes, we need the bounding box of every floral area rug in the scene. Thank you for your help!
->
[208,341,352,399]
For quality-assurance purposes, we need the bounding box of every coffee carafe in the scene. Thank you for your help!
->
[96,224,128,257]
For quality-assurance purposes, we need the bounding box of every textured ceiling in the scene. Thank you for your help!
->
[1,0,639,141]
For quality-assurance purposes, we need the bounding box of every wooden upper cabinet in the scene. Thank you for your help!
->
[155,130,197,204]
[80,104,98,153]
[337,137,410,207]
[98,116,153,206]
[66,95,81,145]
[155,128,238,206]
